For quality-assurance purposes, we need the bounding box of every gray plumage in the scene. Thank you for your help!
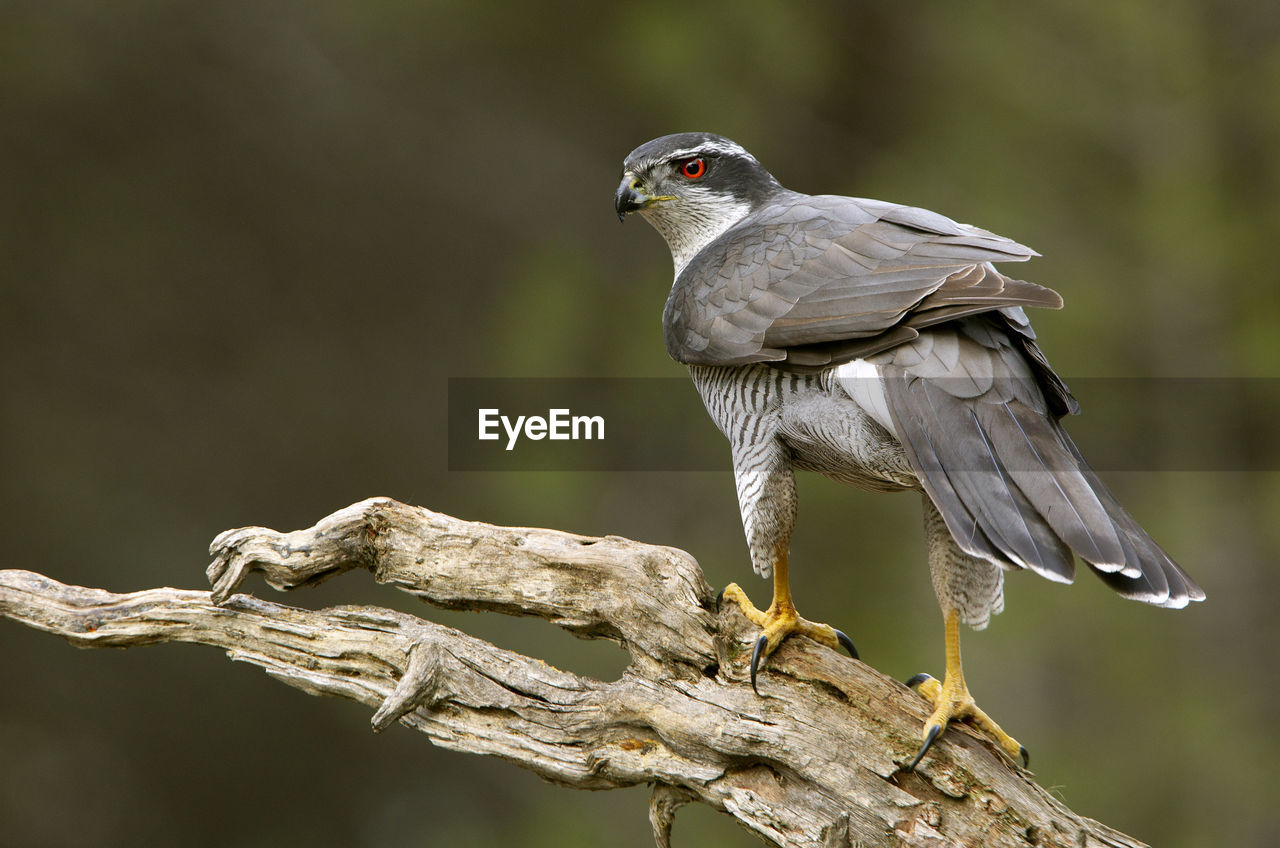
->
[617,132,1203,629]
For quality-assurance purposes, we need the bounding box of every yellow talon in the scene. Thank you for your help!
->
[717,550,857,693]
[907,610,1027,770]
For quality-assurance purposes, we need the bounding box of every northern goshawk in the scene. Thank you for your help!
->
[615,132,1204,769]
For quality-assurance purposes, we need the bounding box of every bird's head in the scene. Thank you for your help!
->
[615,132,783,271]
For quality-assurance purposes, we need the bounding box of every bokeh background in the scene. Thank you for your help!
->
[3,2,1278,846]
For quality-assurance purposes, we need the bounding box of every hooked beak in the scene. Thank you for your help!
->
[614,171,671,222]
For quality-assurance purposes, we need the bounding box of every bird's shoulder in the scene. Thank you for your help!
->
[676,192,1036,290]
[662,192,1060,375]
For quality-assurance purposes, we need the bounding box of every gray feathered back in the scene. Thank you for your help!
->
[664,194,1059,374]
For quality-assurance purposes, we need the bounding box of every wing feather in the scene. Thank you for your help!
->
[663,193,1059,371]
[872,321,1204,603]
[887,367,1077,581]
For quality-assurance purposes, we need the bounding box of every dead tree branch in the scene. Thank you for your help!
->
[0,497,1145,848]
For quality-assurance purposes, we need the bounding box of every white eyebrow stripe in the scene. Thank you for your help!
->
[666,140,751,160]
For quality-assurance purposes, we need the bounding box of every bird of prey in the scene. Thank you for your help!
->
[615,132,1204,769]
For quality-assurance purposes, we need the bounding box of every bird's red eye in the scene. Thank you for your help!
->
[680,157,707,179]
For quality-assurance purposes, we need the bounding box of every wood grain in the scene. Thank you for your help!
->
[0,497,1146,848]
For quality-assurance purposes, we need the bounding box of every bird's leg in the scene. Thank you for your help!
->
[718,547,857,693]
[906,608,1027,769]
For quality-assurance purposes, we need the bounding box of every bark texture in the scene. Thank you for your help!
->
[0,497,1146,848]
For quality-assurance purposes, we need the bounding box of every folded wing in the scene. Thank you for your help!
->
[863,321,1202,607]
[664,194,1060,372]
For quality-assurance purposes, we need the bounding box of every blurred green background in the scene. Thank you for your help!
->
[2,2,1278,846]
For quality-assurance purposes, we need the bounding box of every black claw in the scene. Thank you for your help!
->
[749,634,768,695]
[1019,746,1030,768]
[714,587,725,610]
[905,672,933,689]
[834,629,859,660]
[907,724,942,772]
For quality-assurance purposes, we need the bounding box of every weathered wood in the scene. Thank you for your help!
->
[0,496,1146,848]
